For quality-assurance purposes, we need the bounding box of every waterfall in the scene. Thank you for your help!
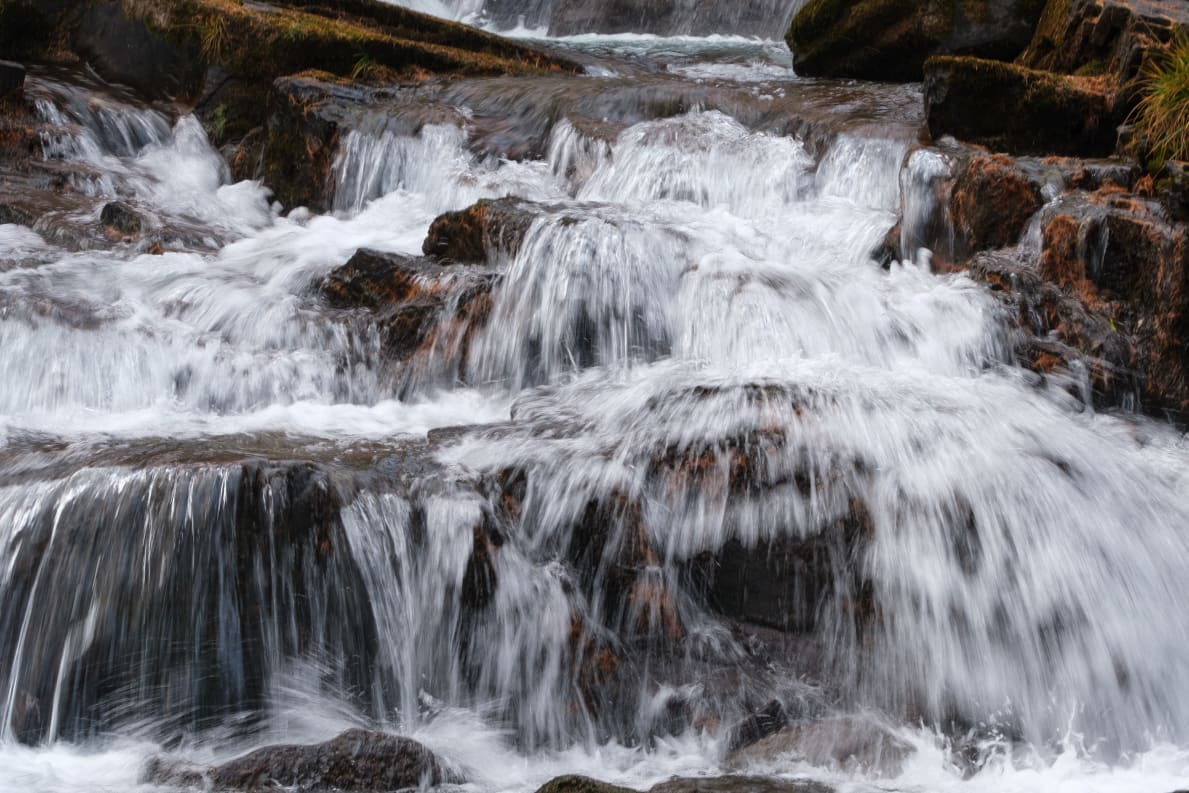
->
[3,28,1189,793]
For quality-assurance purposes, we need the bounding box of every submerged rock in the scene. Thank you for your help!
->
[786,0,1046,81]
[207,729,455,791]
[924,56,1117,157]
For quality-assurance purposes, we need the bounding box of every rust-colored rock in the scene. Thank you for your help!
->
[952,153,1041,255]
[422,197,539,263]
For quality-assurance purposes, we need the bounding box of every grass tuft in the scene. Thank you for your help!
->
[1132,32,1189,163]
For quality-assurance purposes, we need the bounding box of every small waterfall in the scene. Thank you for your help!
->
[5,31,1189,793]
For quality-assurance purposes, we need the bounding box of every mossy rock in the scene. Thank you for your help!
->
[924,55,1118,155]
[786,0,1044,81]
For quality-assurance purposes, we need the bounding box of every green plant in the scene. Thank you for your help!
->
[211,103,228,141]
[199,13,229,60]
[1132,31,1189,163]
[350,52,374,80]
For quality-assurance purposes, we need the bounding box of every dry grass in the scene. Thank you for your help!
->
[1132,31,1189,163]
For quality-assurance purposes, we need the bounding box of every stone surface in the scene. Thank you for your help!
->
[0,60,26,99]
[100,200,143,237]
[1022,0,1189,83]
[924,55,1118,156]
[787,0,1046,81]
[320,247,497,366]
[727,715,915,776]
[423,197,539,263]
[208,728,455,791]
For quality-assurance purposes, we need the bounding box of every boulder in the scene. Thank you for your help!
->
[547,0,799,38]
[1021,0,1189,83]
[208,729,456,791]
[786,0,1047,81]
[0,60,25,99]
[423,197,539,263]
[320,247,497,366]
[650,777,834,793]
[531,775,835,793]
[924,55,1118,156]
[99,200,143,237]
[727,715,914,776]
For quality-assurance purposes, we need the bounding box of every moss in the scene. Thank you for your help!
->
[1022,0,1072,60]
[131,0,575,82]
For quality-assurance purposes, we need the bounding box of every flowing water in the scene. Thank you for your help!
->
[3,21,1189,793]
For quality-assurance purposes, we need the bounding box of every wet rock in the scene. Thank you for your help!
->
[706,499,874,634]
[533,774,834,793]
[726,699,788,752]
[786,0,1046,81]
[423,197,539,263]
[0,458,380,742]
[970,248,1141,409]
[0,60,26,100]
[547,0,798,38]
[1021,0,1189,84]
[208,728,456,791]
[924,55,1118,156]
[320,247,497,366]
[649,776,833,793]
[72,1,205,101]
[727,715,915,777]
[950,153,1042,256]
[99,200,143,238]
[534,776,635,793]
[140,756,208,788]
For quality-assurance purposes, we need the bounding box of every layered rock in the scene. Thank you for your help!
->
[786,0,1046,81]
[923,56,1119,157]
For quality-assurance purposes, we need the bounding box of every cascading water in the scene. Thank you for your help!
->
[3,23,1189,793]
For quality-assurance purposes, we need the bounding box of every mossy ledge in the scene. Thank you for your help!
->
[924,54,1118,156]
[786,0,1044,82]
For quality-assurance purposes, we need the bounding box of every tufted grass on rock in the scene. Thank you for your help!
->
[1132,31,1189,163]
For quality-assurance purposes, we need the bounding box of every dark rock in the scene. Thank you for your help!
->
[534,776,635,793]
[547,0,798,38]
[0,60,25,99]
[787,0,1047,81]
[208,729,455,791]
[423,197,539,263]
[1021,0,1189,84]
[72,1,205,101]
[727,715,914,776]
[649,776,834,793]
[140,756,208,788]
[100,200,143,237]
[320,247,497,366]
[924,55,1118,156]
[726,699,788,752]
[950,153,1042,255]
[0,459,380,742]
[706,499,874,634]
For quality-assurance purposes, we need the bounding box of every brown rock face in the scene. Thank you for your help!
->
[924,56,1118,157]
[951,153,1042,255]
[786,0,1046,82]
[207,729,455,791]
[1022,0,1189,83]
[422,197,539,263]
[320,248,497,370]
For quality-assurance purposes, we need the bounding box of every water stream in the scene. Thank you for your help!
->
[2,21,1189,793]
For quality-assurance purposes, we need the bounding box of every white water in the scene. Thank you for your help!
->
[2,36,1189,793]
